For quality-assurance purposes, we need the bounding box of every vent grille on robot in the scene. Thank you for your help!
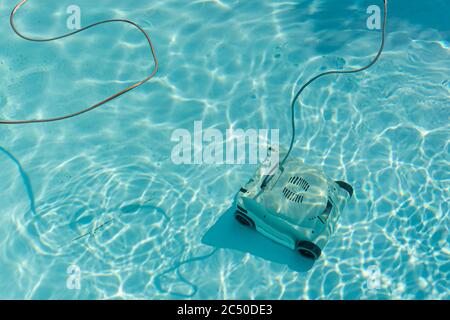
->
[288,176,310,191]
[282,187,304,203]
[282,176,311,204]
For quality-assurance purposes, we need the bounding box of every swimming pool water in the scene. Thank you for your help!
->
[0,0,448,299]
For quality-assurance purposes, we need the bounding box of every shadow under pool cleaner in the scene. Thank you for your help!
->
[235,0,388,262]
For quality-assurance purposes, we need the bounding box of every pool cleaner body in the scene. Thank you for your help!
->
[235,148,353,260]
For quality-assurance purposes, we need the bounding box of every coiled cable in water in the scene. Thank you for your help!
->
[1,0,159,124]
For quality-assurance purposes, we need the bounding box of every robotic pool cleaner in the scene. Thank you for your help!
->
[235,0,387,261]
[236,147,353,260]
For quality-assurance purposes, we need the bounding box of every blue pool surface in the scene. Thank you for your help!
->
[0,0,448,299]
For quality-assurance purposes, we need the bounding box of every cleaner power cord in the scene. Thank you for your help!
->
[0,1,159,242]
[261,0,387,189]
[0,0,159,124]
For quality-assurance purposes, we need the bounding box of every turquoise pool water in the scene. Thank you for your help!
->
[0,0,448,299]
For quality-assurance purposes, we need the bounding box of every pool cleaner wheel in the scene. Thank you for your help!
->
[234,211,255,228]
[297,241,322,260]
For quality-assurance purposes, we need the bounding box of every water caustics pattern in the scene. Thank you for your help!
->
[0,0,448,299]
